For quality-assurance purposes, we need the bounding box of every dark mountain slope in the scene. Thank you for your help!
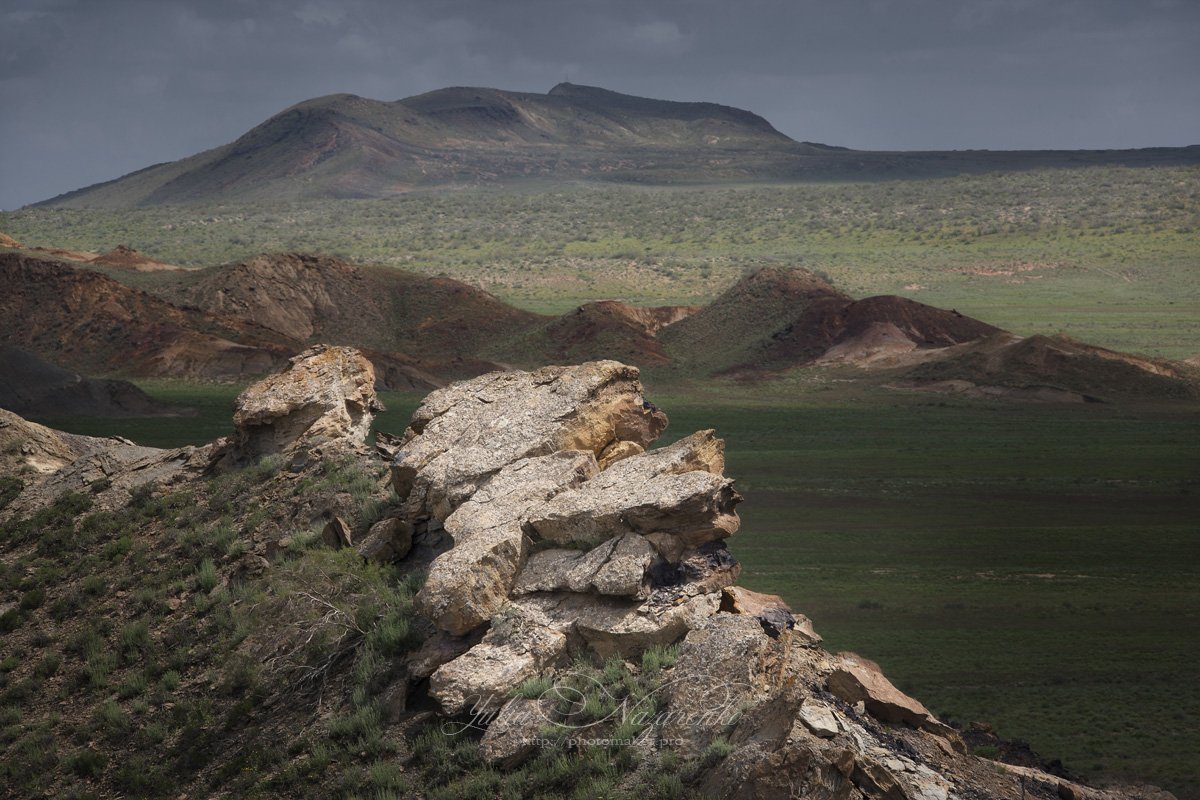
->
[488,300,698,367]
[658,267,853,371]
[898,333,1200,401]
[40,84,812,207]
[0,345,177,417]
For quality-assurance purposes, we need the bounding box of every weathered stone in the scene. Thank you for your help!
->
[508,591,720,660]
[391,361,666,521]
[320,515,352,549]
[719,585,815,640]
[597,439,644,470]
[797,701,840,738]
[417,451,598,635]
[406,629,485,680]
[429,604,567,714]
[357,517,413,563]
[379,679,408,722]
[527,431,741,548]
[662,614,789,757]
[235,553,271,578]
[827,653,937,729]
[480,696,558,768]
[233,345,381,456]
[513,533,658,597]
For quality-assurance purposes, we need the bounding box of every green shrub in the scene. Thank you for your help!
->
[0,475,23,510]
[194,559,218,593]
[65,747,107,777]
[35,653,61,677]
[19,587,44,610]
[159,670,181,691]
[95,700,130,737]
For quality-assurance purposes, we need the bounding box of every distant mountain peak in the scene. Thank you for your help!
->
[37,82,806,207]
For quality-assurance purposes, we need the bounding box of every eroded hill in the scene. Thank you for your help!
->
[4,249,1195,405]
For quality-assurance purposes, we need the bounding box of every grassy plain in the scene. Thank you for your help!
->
[4,166,1199,358]
[7,165,1199,794]
[26,377,1200,797]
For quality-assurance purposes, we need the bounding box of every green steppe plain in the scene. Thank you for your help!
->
[8,165,1200,795]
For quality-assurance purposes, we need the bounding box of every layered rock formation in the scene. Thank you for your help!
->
[0,350,1173,799]
[373,358,1169,799]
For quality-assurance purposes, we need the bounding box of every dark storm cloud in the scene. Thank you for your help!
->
[2,0,1197,208]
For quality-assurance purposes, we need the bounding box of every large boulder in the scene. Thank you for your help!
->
[417,450,598,635]
[526,430,741,550]
[233,345,381,456]
[390,361,667,522]
[356,517,413,563]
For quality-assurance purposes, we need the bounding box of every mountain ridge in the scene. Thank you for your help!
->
[35,83,1200,208]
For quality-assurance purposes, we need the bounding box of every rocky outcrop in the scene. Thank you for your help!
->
[375,359,1175,799]
[416,450,598,635]
[233,345,382,456]
[390,361,746,711]
[390,361,667,522]
[526,430,739,550]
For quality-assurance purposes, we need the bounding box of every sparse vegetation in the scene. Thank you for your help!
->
[4,165,1199,357]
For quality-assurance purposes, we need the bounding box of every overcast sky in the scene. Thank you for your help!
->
[1,0,1197,209]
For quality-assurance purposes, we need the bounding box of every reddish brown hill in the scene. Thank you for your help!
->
[765,293,1002,366]
[0,253,294,379]
[660,267,1000,374]
[659,267,850,371]
[159,253,544,372]
[897,333,1200,401]
[90,244,186,272]
[492,300,696,367]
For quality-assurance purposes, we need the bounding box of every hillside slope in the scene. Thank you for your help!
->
[37,84,1200,208]
[0,346,177,418]
[39,84,811,207]
[159,252,542,372]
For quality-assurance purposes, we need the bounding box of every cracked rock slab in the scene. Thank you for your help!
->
[429,603,568,715]
[512,590,720,660]
[417,450,598,635]
[827,652,937,729]
[390,361,666,521]
[513,533,658,598]
[526,430,741,549]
